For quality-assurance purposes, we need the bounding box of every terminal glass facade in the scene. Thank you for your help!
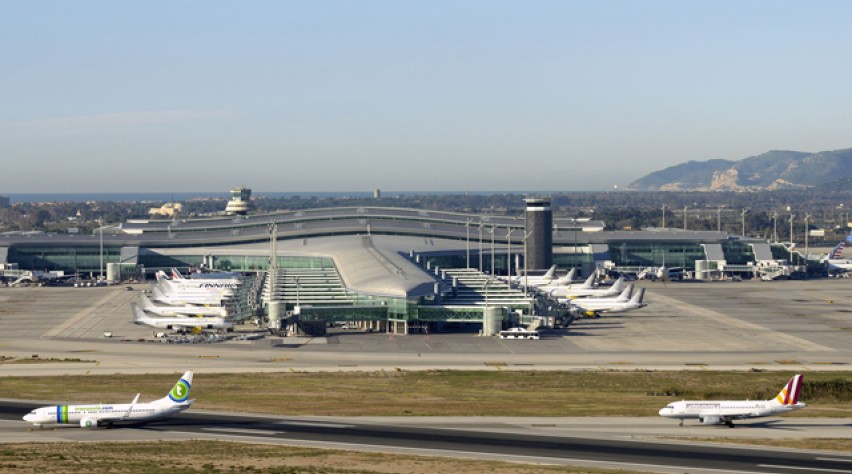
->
[7,245,119,275]
[607,241,706,269]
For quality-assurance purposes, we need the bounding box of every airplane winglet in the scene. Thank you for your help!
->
[123,393,140,419]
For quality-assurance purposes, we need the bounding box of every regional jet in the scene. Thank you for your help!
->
[658,374,805,427]
[131,303,233,332]
[23,371,194,429]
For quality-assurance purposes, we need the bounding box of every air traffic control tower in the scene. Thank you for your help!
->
[524,196,553,271]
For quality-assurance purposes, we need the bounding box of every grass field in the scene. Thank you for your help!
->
[0,370,849,417]
[0,441,650,474]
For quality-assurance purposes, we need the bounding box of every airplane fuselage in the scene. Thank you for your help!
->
[659,400,805,424]
[24,401,190,428]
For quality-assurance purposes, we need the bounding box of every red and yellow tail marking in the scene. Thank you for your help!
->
[775,375,803,405]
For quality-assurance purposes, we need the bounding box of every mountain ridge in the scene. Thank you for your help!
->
[628,148,852,191]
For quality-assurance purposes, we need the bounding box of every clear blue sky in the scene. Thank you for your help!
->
[2,1,851,193]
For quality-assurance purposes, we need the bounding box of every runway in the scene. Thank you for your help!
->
[2,400,852,474]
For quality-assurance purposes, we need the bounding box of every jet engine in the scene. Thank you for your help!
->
[80,417,98,428]
[701,416,720,425]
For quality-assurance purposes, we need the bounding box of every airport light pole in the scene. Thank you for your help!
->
[741,208,749,237]
[717,205,724,232]
[772,211,778,243]
[573,219,578,271]
[683,206,688,231]
[490,225,495,275]
[661,204,667,228]
[294,275,300,308]
[483,276,494,334]
[524,231,532,297]
[804,214,811,264]
[465,219,471,269]
[98,217,104,281]
[789,213,796,263]
[478,222,483,272]
[506,228,512,280]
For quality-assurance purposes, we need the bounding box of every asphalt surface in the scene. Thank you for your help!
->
[2,400,852,474]
[2,280,852,473]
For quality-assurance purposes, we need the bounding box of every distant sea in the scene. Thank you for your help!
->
[4,191,542,204]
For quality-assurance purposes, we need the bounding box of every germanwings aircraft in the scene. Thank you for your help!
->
[131,303,233,332]
[570,286,646,317]
[23,371,193,428]
[658,374,805,427]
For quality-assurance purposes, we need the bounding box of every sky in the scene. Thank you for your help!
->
[2,1,852,193]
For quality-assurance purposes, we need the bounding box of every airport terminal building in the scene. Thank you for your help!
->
[0,198,796,332]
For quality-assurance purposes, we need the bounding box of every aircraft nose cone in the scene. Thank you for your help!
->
[658,408,668,416]
[23,414,34,422]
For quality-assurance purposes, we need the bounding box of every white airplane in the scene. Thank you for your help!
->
[169,267,241,281]
[23,371,194,429]
[823,241,852,273]
[551,276,625,300]
[131,303,233,332]
[151,284,230,306]
[507,265,558,286]
[139,292,228,318]
[156,275,237,296]
[529,268,581,291]
[570,286,647,317]
[659,374,805,427]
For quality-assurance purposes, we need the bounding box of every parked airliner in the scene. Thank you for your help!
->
[131,303,233,332]
[551,276,625,300]
[23,371,193,428]
[570,286,646,317]
[659,374,805,427]
[139,292,228,318]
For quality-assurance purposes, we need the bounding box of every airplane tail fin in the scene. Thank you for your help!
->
[151,285,169,303]
[155,270,169,281]
[160,371,193,406]
[629,288,646,305]
[139,292,154,310]
[616,284,633,302]
[580,273,596,289]
[771,374,803,406]
[831,241,845,259]
[565,268,577,282]
[130,303,148,325]
[542,265,557,280]
[610,277,625,293]
[171,268,185,280]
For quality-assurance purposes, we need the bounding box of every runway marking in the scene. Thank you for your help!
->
[200,427,281,436]
[760,465,852,473]
[819,458,852,464]
[278,421,354,429]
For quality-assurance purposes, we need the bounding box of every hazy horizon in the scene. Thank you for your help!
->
[3,1,852,193]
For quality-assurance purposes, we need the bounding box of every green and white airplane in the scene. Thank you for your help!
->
[23,371,193,429]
